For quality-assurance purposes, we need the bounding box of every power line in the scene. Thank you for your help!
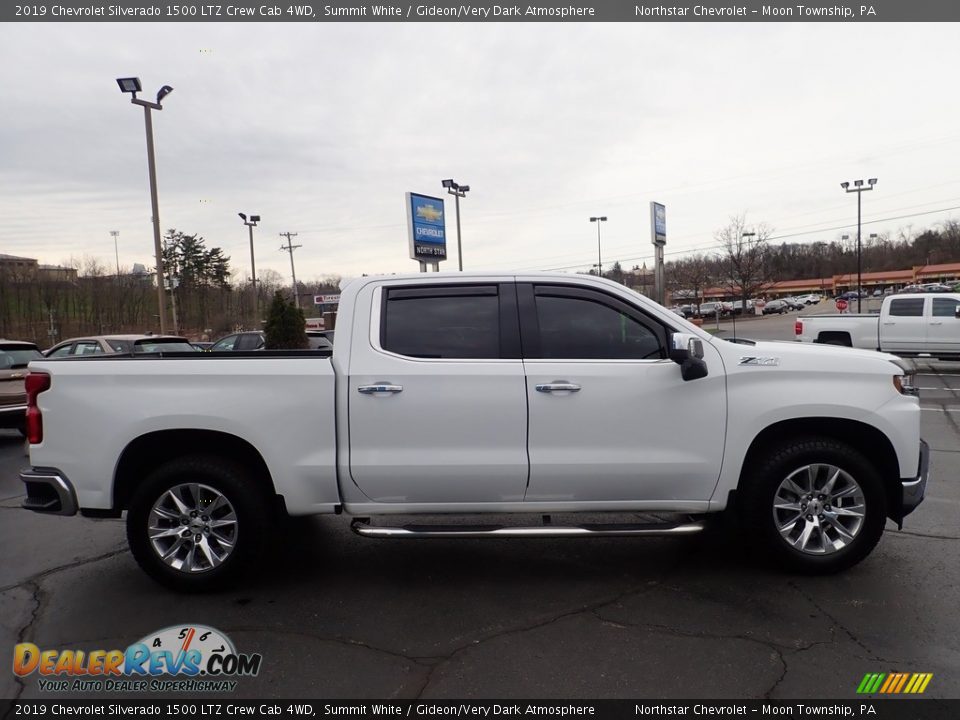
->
[530,203,960,273]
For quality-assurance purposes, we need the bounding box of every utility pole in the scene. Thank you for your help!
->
[279,232,302,308]
[110,230,121,328]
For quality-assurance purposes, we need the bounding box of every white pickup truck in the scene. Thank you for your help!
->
[21,273,928,590]
[795,293,960,359]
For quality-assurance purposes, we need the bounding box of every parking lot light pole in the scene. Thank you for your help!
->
[117,77,173,334]
[239,214,261,323]
[590,216,607,276]
[841,178,877,313]
[441,179,469,271]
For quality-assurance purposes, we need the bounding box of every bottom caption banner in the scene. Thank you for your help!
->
[2,701,956,720]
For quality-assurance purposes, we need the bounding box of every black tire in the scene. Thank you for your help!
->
[739,437,887,574]
[126,454,273,592]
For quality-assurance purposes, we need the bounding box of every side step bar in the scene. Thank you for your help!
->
[350,518,704,539]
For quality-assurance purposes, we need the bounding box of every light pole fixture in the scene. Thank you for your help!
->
[441,179,469,271]
[841,178,877,312]
[239,213,262,322]
[590,216,607,276]
[117,76,173,333]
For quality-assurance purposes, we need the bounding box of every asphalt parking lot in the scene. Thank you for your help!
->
[1,313,958,700]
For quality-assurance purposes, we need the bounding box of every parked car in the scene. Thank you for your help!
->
[897,285,924,294]
[872,289,883,297]
[210,330,333,351]
[0,340,44,435]
[762,299,791,314]
[837,290,867,301]
[45,335,197,357]
[678,304,696,318]
[781,297,805,311]
[698,301,725,318]
[730,299,754,315]
[796,292,960,358]
[20,272,928,590]
[920,283,953,293]
[796,294,822,305]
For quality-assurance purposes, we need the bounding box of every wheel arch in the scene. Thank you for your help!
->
[815,331,853,346]
[113,429,281,513]
[736,417,901,518]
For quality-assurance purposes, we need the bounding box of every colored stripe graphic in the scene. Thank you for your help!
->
[858,672,932,694]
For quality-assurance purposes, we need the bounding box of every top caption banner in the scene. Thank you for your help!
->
[6,0,960,22]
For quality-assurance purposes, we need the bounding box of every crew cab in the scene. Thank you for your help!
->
[20,274,928,590]
[795,293,960,359]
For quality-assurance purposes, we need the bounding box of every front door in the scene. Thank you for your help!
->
[927,296,960,355]
[520,283,727,503]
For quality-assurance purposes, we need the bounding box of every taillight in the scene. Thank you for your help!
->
[795,320,803,335]
[25,372,51,445]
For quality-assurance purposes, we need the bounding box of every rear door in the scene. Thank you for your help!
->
[519,283,727,503]
[347,283,529,504]
[881,297,927,352]
[926,295,960,355]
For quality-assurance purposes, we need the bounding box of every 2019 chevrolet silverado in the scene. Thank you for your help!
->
[20,274,928,590]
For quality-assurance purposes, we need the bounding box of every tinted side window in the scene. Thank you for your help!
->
[534,295,662,360]
[383,288,500,359]
[889,299,925,317]
[932,298,960,317]
[236,333,264,351]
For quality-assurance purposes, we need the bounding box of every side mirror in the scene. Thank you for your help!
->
[955,305,960,319]
[670,333,708,382]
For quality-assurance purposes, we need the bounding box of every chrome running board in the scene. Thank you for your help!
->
[350,518,704,539]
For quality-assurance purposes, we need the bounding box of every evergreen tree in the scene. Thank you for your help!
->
[264,291,308,349]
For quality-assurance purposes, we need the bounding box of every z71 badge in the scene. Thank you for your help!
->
[739,356,781,366]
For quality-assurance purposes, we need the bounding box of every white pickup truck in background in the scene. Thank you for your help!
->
[21,273,928,590]
[795,293,960,359]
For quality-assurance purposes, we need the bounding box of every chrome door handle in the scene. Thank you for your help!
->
[358,384,403,394]
[535,383,581,393]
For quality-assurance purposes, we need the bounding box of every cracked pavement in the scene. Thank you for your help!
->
[1,352,958,700]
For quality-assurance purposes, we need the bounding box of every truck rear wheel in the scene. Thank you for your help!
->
[126,455,272,591]
[740,437,887,573]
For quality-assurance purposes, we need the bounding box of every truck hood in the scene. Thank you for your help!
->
[716,338,910,375]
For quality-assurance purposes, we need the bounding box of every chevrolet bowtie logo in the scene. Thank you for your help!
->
[416,205,443,222]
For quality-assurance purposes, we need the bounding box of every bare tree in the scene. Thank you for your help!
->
[667,253,712,313]
[715,214,775,311]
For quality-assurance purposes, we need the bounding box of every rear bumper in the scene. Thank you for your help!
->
[21,468,78,516]
[898,439,929,521]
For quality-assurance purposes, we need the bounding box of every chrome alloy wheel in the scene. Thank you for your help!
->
[148,483,238,573]
[772,464,866,555]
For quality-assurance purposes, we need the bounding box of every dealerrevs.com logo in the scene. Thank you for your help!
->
[13,624,262,693]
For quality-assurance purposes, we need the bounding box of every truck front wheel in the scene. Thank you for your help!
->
[126,455,272,591]
[740,438,887,573]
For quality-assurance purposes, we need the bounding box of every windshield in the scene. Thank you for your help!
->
[0,346,43,368]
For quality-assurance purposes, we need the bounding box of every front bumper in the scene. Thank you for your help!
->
[21,468,78,516]
[897,439,929,522]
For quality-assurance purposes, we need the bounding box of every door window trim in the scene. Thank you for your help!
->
[374,283,522,361]
[517,283,669,361]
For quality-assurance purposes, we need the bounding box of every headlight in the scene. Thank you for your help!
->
[893,373,919,396]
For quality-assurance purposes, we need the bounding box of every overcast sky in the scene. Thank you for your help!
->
[3,22,960,285]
